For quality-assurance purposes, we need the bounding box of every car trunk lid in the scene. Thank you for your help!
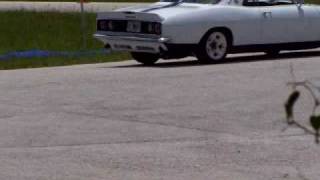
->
[97,11,163,22]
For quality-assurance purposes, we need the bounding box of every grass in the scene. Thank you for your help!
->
[0,0,156,2]
[306,0,320,4]
[0,11,130,70]
[0,11,100,54]
[0,53,130,70]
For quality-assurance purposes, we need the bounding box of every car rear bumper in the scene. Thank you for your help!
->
[94,34,170,53]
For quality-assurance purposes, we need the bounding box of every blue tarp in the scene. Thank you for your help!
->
[0,49,110,60]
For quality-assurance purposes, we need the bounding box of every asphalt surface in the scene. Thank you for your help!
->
[0,2,145,12]
[0,51,320,180]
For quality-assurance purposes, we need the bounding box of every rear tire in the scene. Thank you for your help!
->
[196,31,229,63]
[131,52,159,65]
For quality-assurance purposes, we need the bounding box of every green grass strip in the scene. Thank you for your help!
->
[0,53,131,70]
[0,11,102,54]
[0,0,156,2]
[0,11,130,70]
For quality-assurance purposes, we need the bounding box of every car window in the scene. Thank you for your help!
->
[243,0,294,6]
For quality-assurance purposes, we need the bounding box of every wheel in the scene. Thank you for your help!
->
[196,31,229,63]
[131,52,159,65]
[265,49,280,57]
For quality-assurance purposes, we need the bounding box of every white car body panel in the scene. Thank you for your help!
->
[157,5,263,45]
[258,5,320,43]
[94,0,320,55]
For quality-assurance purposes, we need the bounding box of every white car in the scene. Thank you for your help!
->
[94,0,320,65]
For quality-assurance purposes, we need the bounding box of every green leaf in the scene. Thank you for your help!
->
[285,91,300,123]
[310,115,320,131]
[310,115,320,144]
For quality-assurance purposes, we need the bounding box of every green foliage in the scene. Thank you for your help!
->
[0,11,101,54]
[0,0,157,2]
[0,53,130,70]
[284,79,320,144]
[305,0,320,4]
[285,90,300,124]
[0,11,130,69]
[310,115,320,143]
[310,115,320,131]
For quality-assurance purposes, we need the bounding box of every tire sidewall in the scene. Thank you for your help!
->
[196,30,229,63]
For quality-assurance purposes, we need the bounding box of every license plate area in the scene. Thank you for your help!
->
[127,21,141,33]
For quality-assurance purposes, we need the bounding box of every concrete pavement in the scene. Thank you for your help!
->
[0,51,320,179]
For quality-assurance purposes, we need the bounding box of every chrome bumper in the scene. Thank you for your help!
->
[94,34,169,53]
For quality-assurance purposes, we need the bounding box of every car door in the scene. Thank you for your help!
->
[260,5,299,44]
[301,5,320,42]
[260,4,316,44]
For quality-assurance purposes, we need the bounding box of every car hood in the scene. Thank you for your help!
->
[116,2,213,20]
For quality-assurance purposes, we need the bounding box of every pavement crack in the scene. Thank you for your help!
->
[64,111,223,135]
[0,137,208,150]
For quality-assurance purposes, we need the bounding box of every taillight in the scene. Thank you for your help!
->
[154,23,161,35]
[97,20,108,31]
[98,20,126,32]
[107,20,114,31]
[146,22,161,35]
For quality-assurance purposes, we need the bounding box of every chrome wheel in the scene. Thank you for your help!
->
[196,30,229,63]
[205,32,228,61]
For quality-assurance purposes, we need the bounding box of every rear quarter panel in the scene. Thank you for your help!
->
[311,5,320,41]
[161,5,262,46]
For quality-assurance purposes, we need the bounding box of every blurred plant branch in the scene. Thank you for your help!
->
[284,63,320,144]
